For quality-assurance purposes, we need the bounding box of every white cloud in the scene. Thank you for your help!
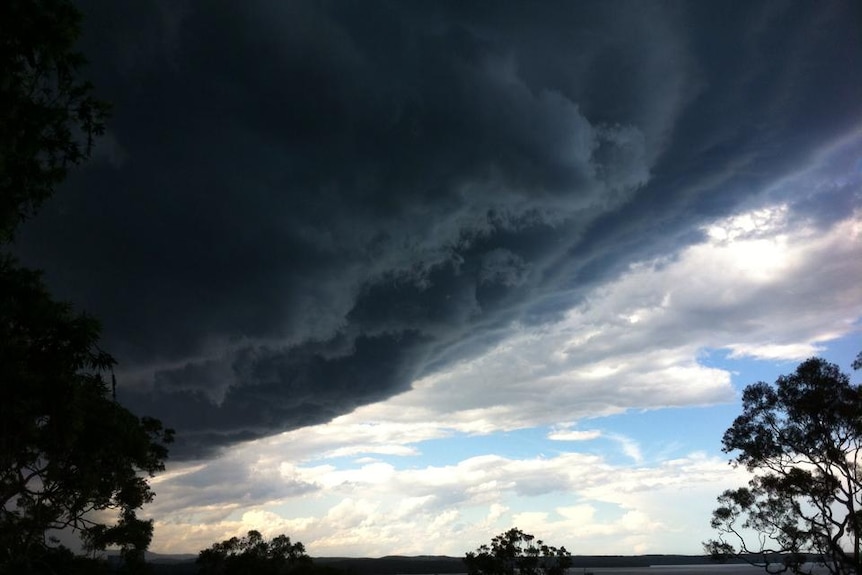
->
[607,434,644,464]
[149,445,750,556]
[547,429,602,442]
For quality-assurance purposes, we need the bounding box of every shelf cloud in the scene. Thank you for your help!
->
[17,0,862,459]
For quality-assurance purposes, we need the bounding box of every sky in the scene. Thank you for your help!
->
[14,0,862,559]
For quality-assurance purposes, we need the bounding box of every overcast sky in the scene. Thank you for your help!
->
[16,0,862,558]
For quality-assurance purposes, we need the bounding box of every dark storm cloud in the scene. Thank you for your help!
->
[16,1,862,457]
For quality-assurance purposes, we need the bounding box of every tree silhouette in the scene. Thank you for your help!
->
[0,256,174,572]
[705,356,862,575]
[0,1,172,572]
[464,528,572,575]
[0,0,109,242]
[197,530,313,575]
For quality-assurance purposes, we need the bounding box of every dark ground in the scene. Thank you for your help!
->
[147,554,830,575]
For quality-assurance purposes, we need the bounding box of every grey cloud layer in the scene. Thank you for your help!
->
[18,1,862,457]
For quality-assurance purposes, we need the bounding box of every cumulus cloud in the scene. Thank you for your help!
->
[147,438,751,556]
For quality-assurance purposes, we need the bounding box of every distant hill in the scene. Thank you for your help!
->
[312,554,743,573]
[147,551,198,563]
[314,555,465,575]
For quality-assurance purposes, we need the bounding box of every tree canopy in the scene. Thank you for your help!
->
[463,528,573,575]
[0,0,109,242]
[197,530,313,575]
[705,356,862,575]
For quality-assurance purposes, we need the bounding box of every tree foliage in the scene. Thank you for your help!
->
[197,530,313,575]
[0,0,110,242]
[463,528,573,575]
[0,256,174,573]
[705,356,862,575]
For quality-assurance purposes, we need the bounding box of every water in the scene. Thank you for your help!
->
[571,568,781,575]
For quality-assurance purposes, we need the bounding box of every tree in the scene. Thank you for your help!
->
[0,256,174,573]
[197,530,313,575]
[705,356,862,575]
[464,528,573,575]
[0,0,109,242]
[0,1,173,572]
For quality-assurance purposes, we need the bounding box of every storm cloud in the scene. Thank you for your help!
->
[17,1,862,457]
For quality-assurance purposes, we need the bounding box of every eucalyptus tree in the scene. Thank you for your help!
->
[705,356,862,575]
[464,528,573,575]
[197,531,313,575]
